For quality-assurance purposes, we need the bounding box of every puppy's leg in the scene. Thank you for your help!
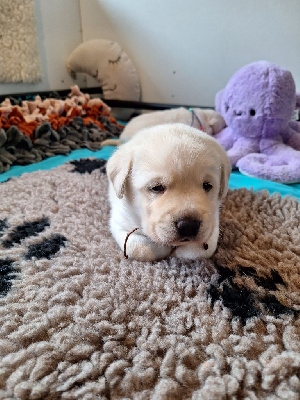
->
[111,224,172,262]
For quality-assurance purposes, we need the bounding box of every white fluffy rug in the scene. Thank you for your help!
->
[0,159,299,399]
[0,0,41,83]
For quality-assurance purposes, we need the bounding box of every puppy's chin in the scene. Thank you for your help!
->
[173,225,220,259]
[147,232,209,248]
[172,238,199,246]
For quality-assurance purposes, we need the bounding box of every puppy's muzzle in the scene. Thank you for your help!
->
[175,217,201,241]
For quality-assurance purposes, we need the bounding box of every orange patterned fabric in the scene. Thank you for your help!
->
[0,86,124,173]
[0,108,39,139]
[0,104,122,141]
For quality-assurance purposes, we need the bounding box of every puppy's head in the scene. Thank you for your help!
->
[193,109,226,135]
[107,123,231,247]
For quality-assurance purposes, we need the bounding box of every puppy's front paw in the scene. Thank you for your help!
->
[126,234,171,262]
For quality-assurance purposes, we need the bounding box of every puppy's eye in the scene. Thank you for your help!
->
[203,181,213,192]
[150,185,165,193]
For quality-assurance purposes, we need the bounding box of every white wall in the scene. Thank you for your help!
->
[80,0,300,107]
[0,0,85,96]
[1,0,300,108]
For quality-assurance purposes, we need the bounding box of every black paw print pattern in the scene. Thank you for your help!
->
[208,262,298,324]
[70,158,107,174]
[0,218,66,296]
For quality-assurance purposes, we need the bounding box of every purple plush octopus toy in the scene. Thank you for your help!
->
[215,61,300,183]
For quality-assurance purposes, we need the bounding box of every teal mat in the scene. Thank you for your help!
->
[229,170,300,199]
[1,145,300,200]
[0,146,116,183]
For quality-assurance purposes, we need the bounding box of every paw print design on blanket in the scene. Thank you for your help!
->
[0,217,66,296]
[214,61,300,183]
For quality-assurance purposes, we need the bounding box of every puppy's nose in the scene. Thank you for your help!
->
[176,218,201,238]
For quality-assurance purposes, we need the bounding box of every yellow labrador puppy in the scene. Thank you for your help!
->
[101,107,225,147]
[107,123,231,262]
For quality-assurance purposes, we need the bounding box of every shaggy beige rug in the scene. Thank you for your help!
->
[0,159,299,399]
[0,0,41,83]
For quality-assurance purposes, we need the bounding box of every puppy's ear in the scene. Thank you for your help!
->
[106,146,133,198]
[219,153,232,200]
[209,114,226,135]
